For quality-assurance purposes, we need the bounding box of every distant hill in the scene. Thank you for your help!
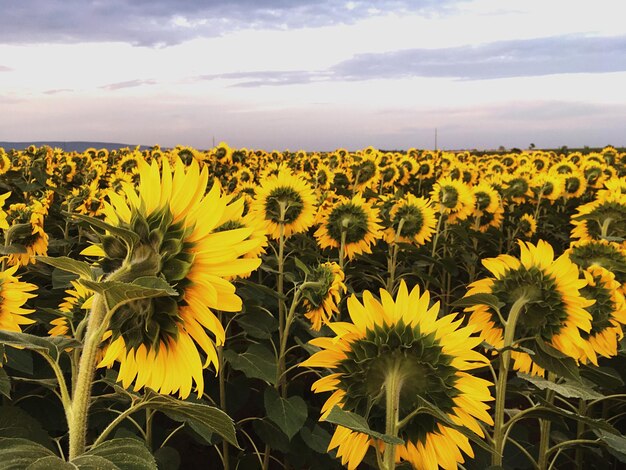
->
[0,141,151,152]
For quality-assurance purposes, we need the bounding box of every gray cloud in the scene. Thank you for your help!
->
[0,0,462,46]
[198,34,626,85]
[99,79,157,90]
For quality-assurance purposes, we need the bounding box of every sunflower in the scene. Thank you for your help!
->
[577,265,626,364]
[502,174,533,204]
[0,192,10,230]
[49,281,94,337]
[383,194,437,246]
[250,165,316,240]
[302,262,347,331]
[465,240,593,376]
[0,265,37,332]
[430,177,475,223]
[561,170,588,199]
[530,173,564,202]
[301,281,493,470]
[350,152,381,193]
[519,213,537,238]
[567,239,626,293]
[5,199,49,267]
[314,194,383,260]
[93,157,264,399]
[570,193,626,242]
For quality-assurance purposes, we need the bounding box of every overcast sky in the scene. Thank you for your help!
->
[1,0,625,151]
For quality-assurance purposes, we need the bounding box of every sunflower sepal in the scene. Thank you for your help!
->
[79,276,177,315]
[37,256,96,281]
[70,212,140,248]
[324,406,404,445]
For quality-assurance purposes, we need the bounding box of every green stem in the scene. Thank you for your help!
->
[68,294,107,460]
[492,296,529,466]
[382,363,403,470]
[339,228,347,271]
[38,352,72,422]
[537,373,556,470]
[217,332,230,470]
[574,399,587,468]
[386,219,405,293]
[425,209,445,291]
[92,400,148,447]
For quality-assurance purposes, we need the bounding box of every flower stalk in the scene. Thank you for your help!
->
[492,295,529,466]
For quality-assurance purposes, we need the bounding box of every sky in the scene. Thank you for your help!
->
[1,0,625,151]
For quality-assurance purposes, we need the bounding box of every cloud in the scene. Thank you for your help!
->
[200,34,626,85]
[99,79,157,90]
[0,65,12,72]
[43,88,74,95]
[0,0,461,46]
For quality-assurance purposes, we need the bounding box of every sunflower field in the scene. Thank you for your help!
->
[1,143,626,470]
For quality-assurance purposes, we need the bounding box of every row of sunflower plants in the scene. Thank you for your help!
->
[0,143,625,469]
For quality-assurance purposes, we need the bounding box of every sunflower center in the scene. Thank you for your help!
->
[490,267,567,340]
[418,163,431,175]
[393,205,424,238]
[353,160,377,183]
[565,176,581,194]
[506,177,529,198]
[475,191,492,212]
[326,203,369,244]
[264,186,304,224]
[337,321,458,443]
[439,186,459,209]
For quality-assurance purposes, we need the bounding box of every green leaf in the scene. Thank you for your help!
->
[0,369,10,399]
[84,438,156,470]
[0,406,54,450]
[293,257,311,276]
[527,401,619,434]
[235,309,279,339]
[143,390,239,448]
[518,373,603,400]
[580,365,624,390]
[528,339,581,381]
[0,243,27,255]
[71,213,140,247]
[71,455,119,469]
[80,276,177,313]
[153,447,180,470]
[324,407,404,445]
[0,330,80,361]
[37,256,95,280]
[300,424,332,454]
[0,438,55,469]
[224,343,277,385]
[26,456,77,469]
[595,430,626,463]
[452,293,504,312]
[264,388,308,441]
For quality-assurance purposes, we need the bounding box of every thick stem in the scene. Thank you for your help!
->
[492,296,528,466]
[68,294,107,460]
[537,373,557,470]
[339,228,347,271]
[574,400,587,468]
[425,210,445,291]
[382,363,403,470]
